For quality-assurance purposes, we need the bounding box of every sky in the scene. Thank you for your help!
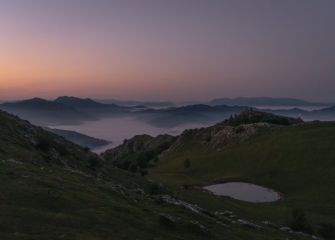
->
[0,0,335,101]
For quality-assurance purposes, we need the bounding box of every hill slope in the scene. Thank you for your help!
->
[151,115,335,235]
[104,110,335,239]
[1,110,304,240]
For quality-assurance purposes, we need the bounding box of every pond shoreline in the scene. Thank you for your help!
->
[192,180,284,203]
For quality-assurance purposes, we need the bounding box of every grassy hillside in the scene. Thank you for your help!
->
[149,121,335,236]
[0,110,305,240]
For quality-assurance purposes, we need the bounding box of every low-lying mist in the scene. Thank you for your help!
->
[50,116,209,153]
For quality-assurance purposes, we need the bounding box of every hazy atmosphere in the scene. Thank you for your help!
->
[1,1,335,240]
[1,0,335,101]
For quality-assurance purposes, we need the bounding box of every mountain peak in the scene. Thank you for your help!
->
[1,97,73,110]
[55,96,97,103]
[55,96,103,108]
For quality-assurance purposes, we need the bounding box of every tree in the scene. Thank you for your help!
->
[128,163,138,173]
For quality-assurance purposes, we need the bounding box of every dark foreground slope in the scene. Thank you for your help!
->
[104,110,335,239]
[0,110,303,240]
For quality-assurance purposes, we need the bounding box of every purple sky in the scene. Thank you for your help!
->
[0,0,334,101]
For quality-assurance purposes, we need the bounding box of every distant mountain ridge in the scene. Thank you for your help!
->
[0,96,138,125]
[136,104,248,127]
[2,97,74,110]
[55,96,108,108]
[2,96,335,128]
[96,98,175,108]
[46,128,111,149]
[209,97,332,107]
[0,98,97,125]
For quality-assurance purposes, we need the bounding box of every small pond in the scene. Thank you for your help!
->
[203,182,281,203]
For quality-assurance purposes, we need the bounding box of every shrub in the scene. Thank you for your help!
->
[83,147,90,152]
[56,144,68,156]
[289,209,313,234]
[234,126,245,133]
[36,136,51,151]
[88,157,102,170]
[205,136,211,142]
[140,169,148,176]
[136,152,151,168]
[149,183,163,195]
[318,223,335,239]
[157,142,171,152]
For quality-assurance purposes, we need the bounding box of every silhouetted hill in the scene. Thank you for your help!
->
[0,98,96,125]
[55,96,131,117]
[55,96,108,108]
[2,98,73,110]
[96,98,175,108]
[165,104,246,113]
[317,105,335,112]
[0,97,139,126]
[46,128,110,149]
[263,106,335,121]
[137,104,248,127]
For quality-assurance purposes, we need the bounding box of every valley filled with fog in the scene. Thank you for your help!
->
[50,116,209,153]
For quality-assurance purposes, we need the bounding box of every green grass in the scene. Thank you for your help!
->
[0,110,314,239]
[150,122,335,232]
[0,160,301,240]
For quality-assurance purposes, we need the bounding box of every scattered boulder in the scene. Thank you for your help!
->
[155,195,203,215]
[237,219,262,230]
[188,220,210,235]
[262,220,279,229]
[280,226,293,233]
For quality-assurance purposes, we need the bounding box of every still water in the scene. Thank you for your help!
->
[203,182,281,203]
